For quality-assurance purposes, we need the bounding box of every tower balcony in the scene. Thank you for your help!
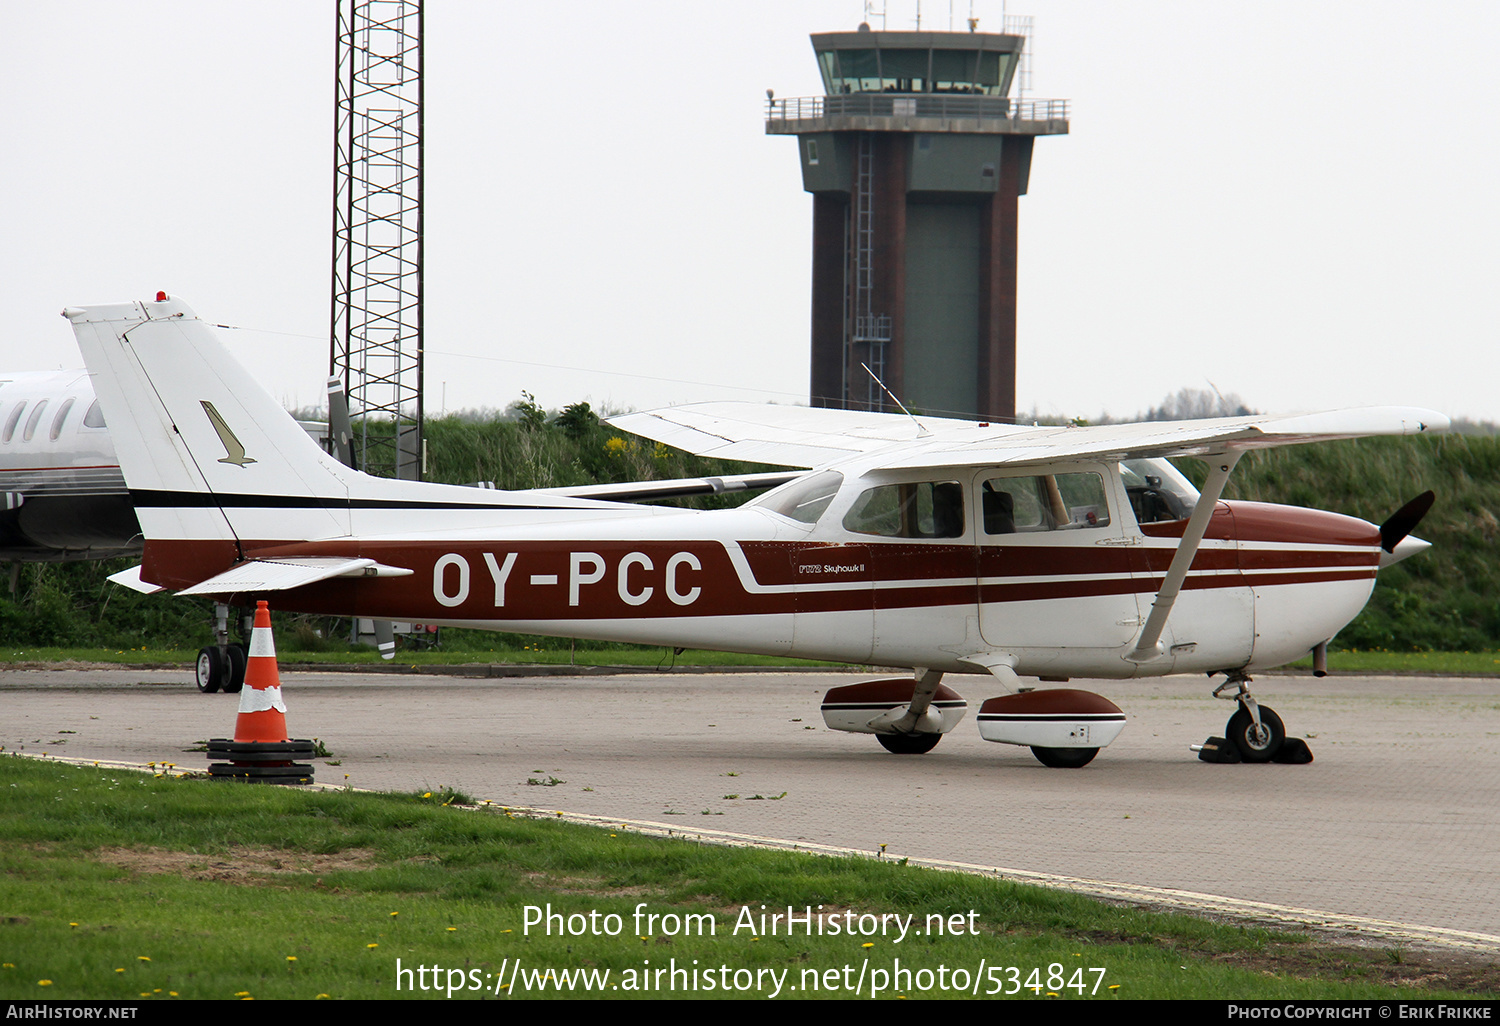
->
[766,94,1069,137]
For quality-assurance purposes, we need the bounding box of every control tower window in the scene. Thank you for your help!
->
[829,49,881,93]
[878,50,927,93]
[931,50,1012,96]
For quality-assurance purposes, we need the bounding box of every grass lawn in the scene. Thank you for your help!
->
[0,757,1494,1001]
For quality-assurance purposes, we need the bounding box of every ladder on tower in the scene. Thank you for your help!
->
[850,133,891,410]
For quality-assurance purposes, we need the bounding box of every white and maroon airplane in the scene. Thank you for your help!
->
[68,296,1445,768]
[0,371,139,564]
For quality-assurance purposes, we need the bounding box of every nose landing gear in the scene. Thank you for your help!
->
[1194,672,1312,765]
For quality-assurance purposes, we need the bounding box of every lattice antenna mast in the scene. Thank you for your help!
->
[331,0,424,480]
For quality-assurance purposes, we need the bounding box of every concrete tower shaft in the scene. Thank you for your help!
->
[768,26,1068,423]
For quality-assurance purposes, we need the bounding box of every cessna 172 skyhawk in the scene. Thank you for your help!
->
[68,296,1445,768]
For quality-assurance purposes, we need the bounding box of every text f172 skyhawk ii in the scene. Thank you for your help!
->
[68,297,1444,767]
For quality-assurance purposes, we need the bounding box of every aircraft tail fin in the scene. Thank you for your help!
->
[65,297,357,561]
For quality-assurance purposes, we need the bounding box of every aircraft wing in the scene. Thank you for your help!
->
[608,403,1006,468]
[874,406,1449,471]
[534,470,802,502]
[613,402,1447,471]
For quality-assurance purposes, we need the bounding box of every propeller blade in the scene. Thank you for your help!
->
[1378,490,1435,554]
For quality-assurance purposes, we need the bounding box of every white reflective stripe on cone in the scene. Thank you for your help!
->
[248,630,276,658]
[238,685,287,714]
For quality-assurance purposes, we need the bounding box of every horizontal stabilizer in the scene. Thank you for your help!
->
[107,565,165,595]
[177,557,413,596]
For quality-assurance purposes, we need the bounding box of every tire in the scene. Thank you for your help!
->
[195,647,223,694]
[877,732,942,755]
[1226,706,1285,763]
[1031,746,1099,768]
[223,644,247,694]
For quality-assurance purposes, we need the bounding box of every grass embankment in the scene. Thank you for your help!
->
[1,757,1493,1001]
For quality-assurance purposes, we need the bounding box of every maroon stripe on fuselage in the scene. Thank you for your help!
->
[136,498,1381,621]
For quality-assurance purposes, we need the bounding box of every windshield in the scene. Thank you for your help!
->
[1120,458,1199,524]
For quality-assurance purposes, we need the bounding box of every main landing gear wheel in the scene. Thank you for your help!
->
[223,644,247,694]
[877,732,942,755]
[195,647,223,694]
[1226,706,1285,763]
[1031,746,1099,769]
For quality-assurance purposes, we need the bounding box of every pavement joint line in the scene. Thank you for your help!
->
[19,750,1497,956]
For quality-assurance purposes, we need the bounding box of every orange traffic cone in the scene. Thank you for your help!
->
[234,601,288,743]
[206,600,315,784]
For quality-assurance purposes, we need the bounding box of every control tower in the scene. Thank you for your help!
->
[766,25,1068,421]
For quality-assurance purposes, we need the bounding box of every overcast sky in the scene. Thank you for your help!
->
[3,1,1496,424]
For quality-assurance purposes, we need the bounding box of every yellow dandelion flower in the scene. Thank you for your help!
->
[137,956,151,962]
[286,956,297,962]
[316,994,330,1000]
[235,992,250,997]
[389,911,399,917]
[446,927,457,932]
[862,942,874,949]
[367,944,378,949]
[38,980,52,986]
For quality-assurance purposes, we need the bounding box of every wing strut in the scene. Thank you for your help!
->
[1126,451,1243,664]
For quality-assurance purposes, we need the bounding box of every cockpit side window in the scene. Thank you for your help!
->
[980,472,1110,535]
[843,480,964,539]
[82,400,107,429]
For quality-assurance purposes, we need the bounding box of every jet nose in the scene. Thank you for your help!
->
[1380,534,1431,569]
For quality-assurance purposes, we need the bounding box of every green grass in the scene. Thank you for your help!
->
[0,757,1493,1001]
[1285,649,1500,676]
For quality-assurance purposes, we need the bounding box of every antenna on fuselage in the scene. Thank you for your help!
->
[861,362,929,437]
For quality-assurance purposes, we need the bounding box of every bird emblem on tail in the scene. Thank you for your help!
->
[200,400,257,467]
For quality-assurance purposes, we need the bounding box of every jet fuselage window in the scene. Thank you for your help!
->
[980,473,1110,535]
[82,400,107,429]
[843,480,964,539]
[49,398,76,441]
[2,402,25,443]
[22,400,49,442]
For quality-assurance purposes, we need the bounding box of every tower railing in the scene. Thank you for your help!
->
[766,94,1069,126]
